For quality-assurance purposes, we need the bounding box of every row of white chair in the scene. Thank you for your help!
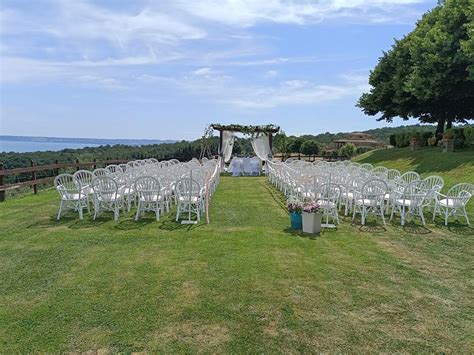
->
[54,158,221,222]
[267,160,473,226]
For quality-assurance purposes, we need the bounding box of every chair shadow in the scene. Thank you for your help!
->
[115,217,155,230]
[349,216,388,233]
[432,216,474,236]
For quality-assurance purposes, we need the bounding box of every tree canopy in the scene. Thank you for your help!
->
[357,0,474,137]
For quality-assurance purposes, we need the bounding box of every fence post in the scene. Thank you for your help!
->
[0,163,4,202]
[75,159,80,171]
[30,160,37,194]
[54,159,59,176]
[93,159,97,170]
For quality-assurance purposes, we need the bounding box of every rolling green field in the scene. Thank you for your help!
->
[1,148,473,352]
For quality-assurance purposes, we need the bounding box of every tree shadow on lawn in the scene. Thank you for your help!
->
[355,147,473,175]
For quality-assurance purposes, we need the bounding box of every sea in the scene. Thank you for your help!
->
[0,140,102,153]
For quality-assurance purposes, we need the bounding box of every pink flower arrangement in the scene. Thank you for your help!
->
[287,201,303,214]
[303,202,321,214]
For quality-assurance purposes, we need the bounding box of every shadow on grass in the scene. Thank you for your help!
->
[115,217,155,230]
[159,219,206,232]
[432,217,474,236]
[355,147,474,175]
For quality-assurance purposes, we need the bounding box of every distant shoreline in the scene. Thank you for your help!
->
[0,135,177,146]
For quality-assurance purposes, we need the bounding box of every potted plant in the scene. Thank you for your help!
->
[302,202,322,234]
[287,201,302,230]
[442,129,455,152]
[409,134,419,151]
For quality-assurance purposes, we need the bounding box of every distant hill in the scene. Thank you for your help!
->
[298,124,473,145]
[0,135,176,146]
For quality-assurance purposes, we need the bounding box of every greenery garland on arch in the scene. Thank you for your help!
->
[210,123,280,136]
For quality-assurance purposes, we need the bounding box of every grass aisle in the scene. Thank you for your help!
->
[0,176,472,352]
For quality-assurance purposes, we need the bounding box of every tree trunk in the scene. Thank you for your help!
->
[446,119,453,130]
[435,117,446,139]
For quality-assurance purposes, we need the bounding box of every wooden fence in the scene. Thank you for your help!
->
[0,159,128,202]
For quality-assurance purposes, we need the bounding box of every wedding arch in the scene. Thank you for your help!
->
[209,124,280,163]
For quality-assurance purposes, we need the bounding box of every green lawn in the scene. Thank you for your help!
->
[1,163,473,352]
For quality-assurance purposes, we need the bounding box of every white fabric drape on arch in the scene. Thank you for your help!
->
[220,131,235,163]
[251,134,272,161]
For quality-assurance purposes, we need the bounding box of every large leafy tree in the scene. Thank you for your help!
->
[358,0,474,137]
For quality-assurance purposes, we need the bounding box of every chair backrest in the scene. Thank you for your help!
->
[359,163,374,171]
[105,164,119,174]
[372,166,388,178]
[387,169,401,181]
[92,176,118,202]
[135,176,161,202]
[447,183,474,205]
[316,183,341,203]
[93,168,107,178]
[176,177,201,200]
[73,170,93,187]
[402,180,428,206]
[361,179,388,204]
[423,175,444,200]
[55,174,81,199]
[400,171,420,185]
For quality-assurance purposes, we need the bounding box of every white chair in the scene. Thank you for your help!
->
[390,180,428,225]
[134,176,163,221]
[433,183,474,226]
[175,177,202,222]
[73,170,94,203]
[353,179,388,225]
[315,183,341,225]
[54,174,89,220]
[422,175,444,212]
[92,176,125,222]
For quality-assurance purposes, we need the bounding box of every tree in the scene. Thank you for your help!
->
[288,137,304,159]
[300,140,320,160]
[273,133,290,160]
[339,143,357,159]
[358,0,474,138]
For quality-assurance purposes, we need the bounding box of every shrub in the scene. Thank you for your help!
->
[443,129,454,139]
[356,146,374,155]
[389,134,396,147]
[420,131,433,146]
[464,127,474,146]
[339,143,357,158]
[427,136,438,147]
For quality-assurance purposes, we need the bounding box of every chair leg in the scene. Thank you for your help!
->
[361,206,366,225]
[381,208,386,226]
[57,200,63,220]
[445,209,449,226]
[463,207,470,226]
[135,201,141,221]
[419,207,426,226]
[79,206,83,220]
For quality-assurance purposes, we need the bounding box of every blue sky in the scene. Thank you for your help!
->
[0,0,437,140]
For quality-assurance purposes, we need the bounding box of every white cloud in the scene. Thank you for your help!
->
[264,70,278,78]
[179,0,425,27]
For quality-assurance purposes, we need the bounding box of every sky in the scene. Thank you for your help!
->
[0,0,438,140]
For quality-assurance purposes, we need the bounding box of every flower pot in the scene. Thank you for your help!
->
[442,139,454,153]
[290,212,302,230]
[409,140,418,151]
[302,212,322,234]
